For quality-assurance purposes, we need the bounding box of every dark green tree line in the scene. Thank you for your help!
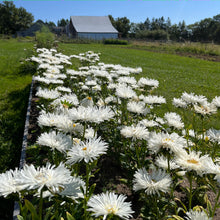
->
[109,14,220,42]
[0,1,34,35]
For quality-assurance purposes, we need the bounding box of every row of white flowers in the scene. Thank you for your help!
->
[1,47,220,219]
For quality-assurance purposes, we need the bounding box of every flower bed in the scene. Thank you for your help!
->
[1,48,220,220]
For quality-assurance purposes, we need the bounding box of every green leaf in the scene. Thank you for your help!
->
[174,198,187,212]
[89,183,96,197]
[119,178,128,184]
[17,215,24,220]
[66,212,75,220]
[24,199,39,220]
[170,215,184,220]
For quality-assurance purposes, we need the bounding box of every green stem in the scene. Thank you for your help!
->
[83,163,91,219]
[153,195,159,219]
[188,173,193,210]
[135,145,141,168]
[85,163,90,197]
[39,189,43,220]
[82,123,86,141]
[212,189,220,219]
[167,153,171,173]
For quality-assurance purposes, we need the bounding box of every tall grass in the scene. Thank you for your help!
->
[130,40,220,57]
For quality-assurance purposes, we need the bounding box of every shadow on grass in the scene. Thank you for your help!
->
[0,84,31,219]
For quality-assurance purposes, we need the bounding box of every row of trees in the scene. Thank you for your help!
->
[0,1,34,35]
[0,1,219,43]
[0,1,69,35]
[109,15,220,43]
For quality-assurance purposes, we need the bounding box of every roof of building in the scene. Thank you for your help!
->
[70,16,118,33]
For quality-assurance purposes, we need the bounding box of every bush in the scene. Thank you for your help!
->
[136,30,169,41]
[35,26,55,49]
[103,39,128,45]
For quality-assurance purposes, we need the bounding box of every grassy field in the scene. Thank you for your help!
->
[0,38,219,218]
[0,39,34,219]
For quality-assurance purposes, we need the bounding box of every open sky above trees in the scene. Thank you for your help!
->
[11,0,220,26]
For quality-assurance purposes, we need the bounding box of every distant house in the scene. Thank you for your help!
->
[67,16,118,40]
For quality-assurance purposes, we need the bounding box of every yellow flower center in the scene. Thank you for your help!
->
[106,205,117,214]
[87,96,92,100]
[35,172,48,183]
[164,138,173,142]
[187,159,199,165]
[205,136,209,142]
[63,104,69,109]
[73,124,76,128]
[82,147,87,151]
[73,138,80,144]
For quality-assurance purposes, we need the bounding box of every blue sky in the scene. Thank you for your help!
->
[7,0,220,26]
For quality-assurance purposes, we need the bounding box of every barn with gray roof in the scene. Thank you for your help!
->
[67,16,118,40]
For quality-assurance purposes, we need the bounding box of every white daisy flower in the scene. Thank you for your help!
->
[0,169,23,197]
[155,155,179,170]
[36,87,60,100]
[66,137,108,164]
[51,93,79,108]
[92,84,101,91]
[143,95,166,105]
[37,131,72,153]
[185,209,211,220]
[38,111,60,127]
[43,73,66,80]
[148,132,186,154]
[194,102,217,115]
[127,101,150,115]
[44,66,60,74]
[212,96,220,108]
[68,106,115,124]
[172,97,188,108]
[87,191,134,220]
[58,176,85,201]
[175,150,215,176]
[133,167,172,196]
[118,76,137,86]
[120,125,149,140]
[206,128,220,144]
[17,163,72,192]
[84,127,97,139]
[137,77,159,89]
[115,84,137,99]
[56,86,72,93]
[182,129,196,138]
[164,112,184,129]
[85,80,97,86]
[80,96,94,107]
[181,92,207,105]
[155,117,165,125]
[137,119,160,128]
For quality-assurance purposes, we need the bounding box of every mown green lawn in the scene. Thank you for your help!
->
[0,39,34,219]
